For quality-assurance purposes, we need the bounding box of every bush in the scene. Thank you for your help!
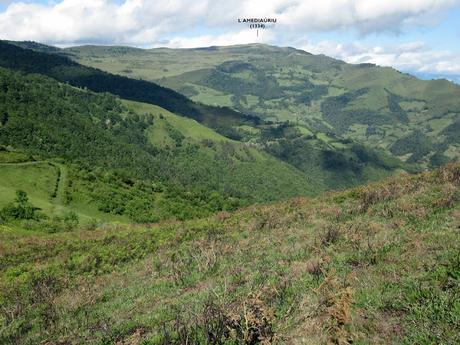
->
[160,295,275,344]
[0,190,41,220]
[40,211,79,233]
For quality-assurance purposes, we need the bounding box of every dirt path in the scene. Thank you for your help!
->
[0,160,46,166]
[53,163,68,204]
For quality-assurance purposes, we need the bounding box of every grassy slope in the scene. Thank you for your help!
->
[64,43,460,167]
[0,161,57,210]
[0,152,131,223]
[1,163,459,344]
[123,100,228,144]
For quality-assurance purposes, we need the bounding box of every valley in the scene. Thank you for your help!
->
[0,40,459,344]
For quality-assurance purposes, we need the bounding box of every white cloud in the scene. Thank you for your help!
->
[299,39,460,74]
[0,0,208,45]
[164,29,275,48]
[0,0,458,45]
[259,0,459,33]
[1,0,460,75]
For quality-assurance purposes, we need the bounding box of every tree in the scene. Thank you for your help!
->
[15,190,29,205]
[0,111,7,126]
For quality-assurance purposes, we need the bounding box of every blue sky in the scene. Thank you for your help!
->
[1,0,460,81]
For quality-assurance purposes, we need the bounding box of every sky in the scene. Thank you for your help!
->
[1,0,460,82]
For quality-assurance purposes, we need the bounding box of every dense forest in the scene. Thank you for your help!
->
[0,41,259,133]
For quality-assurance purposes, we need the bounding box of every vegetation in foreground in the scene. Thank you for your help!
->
[1,163,459,344]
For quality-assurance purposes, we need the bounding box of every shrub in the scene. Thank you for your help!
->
[0,190,41,220]
[160,295,275,344]
[321,224,340,246]
[39,211,79,233]
[437,163,460,185]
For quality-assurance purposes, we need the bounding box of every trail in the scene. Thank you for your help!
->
[0,160,46,166]
[53,163,68,204]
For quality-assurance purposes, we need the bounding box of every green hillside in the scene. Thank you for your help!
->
[63,43,460,167]
[0,41,406,196]
[0,41,260,133]
[0,156,130,224]
[0,66,322,224]
[1,163,458,344]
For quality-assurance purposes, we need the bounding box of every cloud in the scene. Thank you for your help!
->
[276,0,459,33]
[1,0,459,75]
[164,29,275,48]
[0,0,208,45]
[0,0,458,46]
[299,39,460,74]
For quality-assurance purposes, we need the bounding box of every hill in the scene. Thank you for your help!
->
[0,41,407,196]
[1,163,459,344]
[0,41,260,132]
[63,43,460,168]
[1,41,408,192]
[0,66,318,224]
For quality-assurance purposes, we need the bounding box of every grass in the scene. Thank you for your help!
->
[125,99,231,149]
[0,161,57,210]
[124,100,227,143]
[189,85,233,107]
[1,163,459,344]
[0,160,129,224]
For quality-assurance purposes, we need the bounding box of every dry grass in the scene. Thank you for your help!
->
[1,163,459,344]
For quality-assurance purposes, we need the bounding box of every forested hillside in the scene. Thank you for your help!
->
[0,41,259,131]
[0,41,406,197]
[0,67,318,224]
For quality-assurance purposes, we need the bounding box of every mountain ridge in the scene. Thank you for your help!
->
[57,42,459,167]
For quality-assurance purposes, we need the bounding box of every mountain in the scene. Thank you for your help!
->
[1,41,458,345]
[0,41,405,200]
[0,41,260,131]
[1,162,459,344]
[62,43,460,168]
